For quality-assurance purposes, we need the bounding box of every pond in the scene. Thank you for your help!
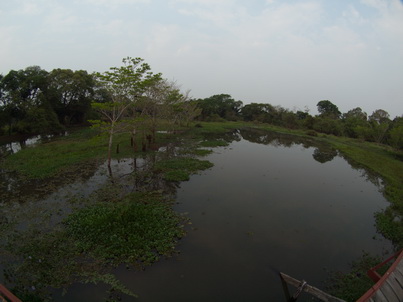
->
[1,128,392,301]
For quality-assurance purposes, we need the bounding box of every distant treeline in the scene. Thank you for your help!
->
[0,65,402,150]
[195,95,402,150]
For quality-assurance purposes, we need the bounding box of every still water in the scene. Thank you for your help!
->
[1,129,392,301]
[56,129,391,302]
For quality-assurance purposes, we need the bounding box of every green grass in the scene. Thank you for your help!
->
[181,148,213,157]
[200,140,229,147]
[155,157,214,182]
[326,252,387,301]
[5,192,186,300]
[2,128,106,179]
[318,136,403,247]
[66,192,186,267]
[192,122,403,247]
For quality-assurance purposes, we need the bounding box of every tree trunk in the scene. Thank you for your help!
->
[107,124,114,167]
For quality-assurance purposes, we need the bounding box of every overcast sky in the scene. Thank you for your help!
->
[1,0,402,117]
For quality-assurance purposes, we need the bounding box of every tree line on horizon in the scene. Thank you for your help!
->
[0,60,402,150]
[195,94,403,149]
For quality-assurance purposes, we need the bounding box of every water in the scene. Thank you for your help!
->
[0,133,63,156]
[93,130,390,302]
[1,129,392,301]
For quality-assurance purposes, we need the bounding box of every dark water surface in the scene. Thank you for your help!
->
[1,129,392,301]
[60,130,391,302]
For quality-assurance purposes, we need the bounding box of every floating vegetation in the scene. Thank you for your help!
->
[66,192,186,267]
[199,140,229,147]
[154,157,214,182]
[4,192,186,301]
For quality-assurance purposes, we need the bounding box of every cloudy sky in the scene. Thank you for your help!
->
[1,0,402,117]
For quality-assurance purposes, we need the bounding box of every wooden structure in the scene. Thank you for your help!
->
[0,284,22,302]
[357,249,403,302]
[281,249,403,302]
[280,272,346,302]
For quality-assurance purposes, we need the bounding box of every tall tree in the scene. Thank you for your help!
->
[342,107,368,138]
[48,69,95,125]
[240,103,276,123]
[317,100,341,119]
[196,94,242,121]
[91,57,161,166]
[368,109,391,143]
[388,116,403,150]
[0,66,62,134]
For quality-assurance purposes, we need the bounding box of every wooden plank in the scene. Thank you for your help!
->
[0,284,22,302]
[379,279,400,302]
[357,250,403,302]
[384,272,403,298]
[371,289,387,301]
[280,273,346,302]
[394,261,403,285]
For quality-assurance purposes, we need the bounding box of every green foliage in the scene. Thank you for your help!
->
[321,136,403,248]
[200,140,229,147]
[196,94,242,121]
[155,157,213,181]
[3,128,104,178]
[66,192,185,267]
[164,170,191,181]
[48,69,95,125]
[313,117,343,136]
[183,148,213,156]
[5,225,138,301]
[327,252,385,301]
[375,209,403,248]
[317,100,341,119]
[0,66,90,135]
[241,103,274,123]
[388,117,403,150]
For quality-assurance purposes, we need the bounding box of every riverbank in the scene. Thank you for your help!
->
[2,121,402,247]
[0,121,401,301]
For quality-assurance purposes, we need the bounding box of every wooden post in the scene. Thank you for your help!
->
[280,273,346,302]
[0,284,22,302]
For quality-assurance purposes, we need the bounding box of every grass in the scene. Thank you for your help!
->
[155,157,214,181]
[66,192,186,267]
[199,140,229,147]
[2,120,402,300]
[326,252,387,301]
[4,191,187,301]
[196,121,403,248]
[318,136,403,248]
[2,128,106,179]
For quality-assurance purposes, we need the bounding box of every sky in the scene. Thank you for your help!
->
[1,0,403,117]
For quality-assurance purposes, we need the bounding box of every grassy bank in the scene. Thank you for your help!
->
[3,121,402,248]
[1,121,402,301]
[190,122,403,247]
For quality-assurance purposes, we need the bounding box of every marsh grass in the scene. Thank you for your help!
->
[155,157,214,182]
[2,121,402,300]
[3,128,106,178]
[4,191,186,301]
[326,252,389,301]
[181,148,213,156]
[66,192,186,267]
[199,140,229,147]
[320,136,403,248]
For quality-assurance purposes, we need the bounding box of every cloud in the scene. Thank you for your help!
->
[81,0,150,7]
[0,0,402,115]
[18,0,42,15]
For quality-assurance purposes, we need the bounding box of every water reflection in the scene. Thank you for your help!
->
[312,148,338,163]
[0,133,66,157]
[0,128,392,302]
[112,129,391,302]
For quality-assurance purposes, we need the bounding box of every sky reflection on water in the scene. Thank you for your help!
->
[110,130,391,302]
[1,129,392,302]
